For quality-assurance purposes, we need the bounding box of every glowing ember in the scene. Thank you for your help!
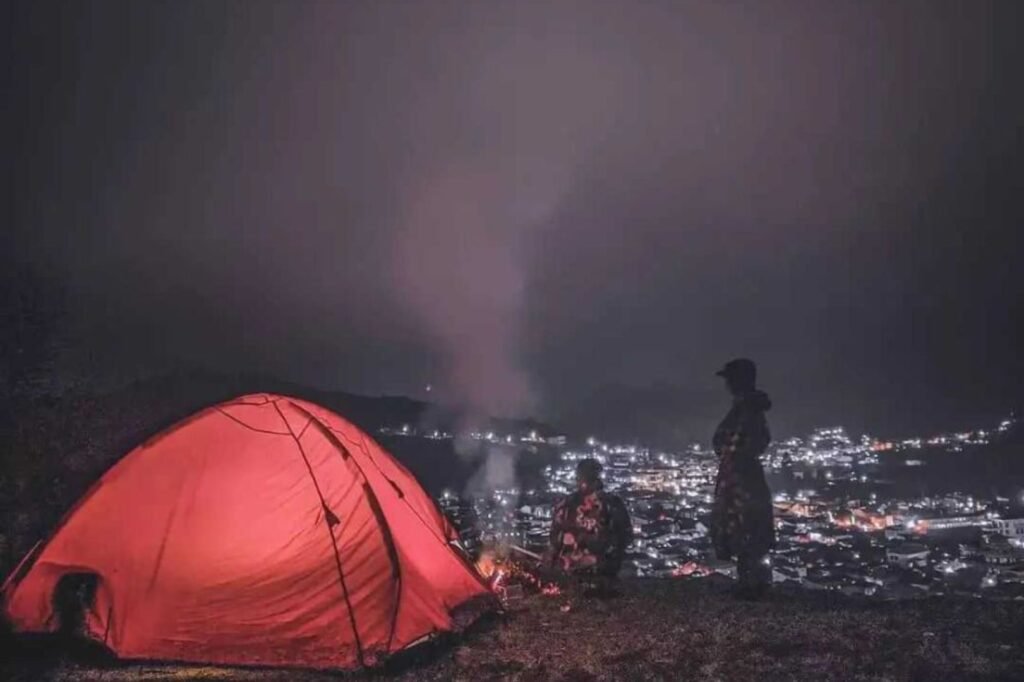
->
[671,561,712,578]
[474,546,562,598]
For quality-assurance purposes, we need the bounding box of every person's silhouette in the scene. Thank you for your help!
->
[710,358,776,599]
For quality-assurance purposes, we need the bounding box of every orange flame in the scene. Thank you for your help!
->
[475,551,499,580]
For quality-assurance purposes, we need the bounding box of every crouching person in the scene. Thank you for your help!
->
[548,458,632,598]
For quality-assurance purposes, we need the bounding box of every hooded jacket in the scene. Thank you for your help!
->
[710,389,775,559]
[713,390,772,462]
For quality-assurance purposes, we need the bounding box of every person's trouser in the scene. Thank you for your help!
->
[737,549,771,590]
[565,557,621,598]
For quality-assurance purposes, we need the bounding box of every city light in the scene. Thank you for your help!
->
[423,412,1021,596]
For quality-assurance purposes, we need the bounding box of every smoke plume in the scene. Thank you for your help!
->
[386,18,635,494]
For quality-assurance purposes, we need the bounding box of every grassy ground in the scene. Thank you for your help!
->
[3,579,1023,681]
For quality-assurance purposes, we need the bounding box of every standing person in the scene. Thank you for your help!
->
[710,358,776,599]
[548,458,632,596]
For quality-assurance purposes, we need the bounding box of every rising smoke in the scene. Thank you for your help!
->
[388,26,634,496]
[392,158,533,497]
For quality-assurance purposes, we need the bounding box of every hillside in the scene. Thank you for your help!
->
[3,579,1023,681]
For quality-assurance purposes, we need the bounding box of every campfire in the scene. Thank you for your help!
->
[474,544,561,602]
[475,551,509,592]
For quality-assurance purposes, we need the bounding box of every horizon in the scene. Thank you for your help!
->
[35,365,1019,445]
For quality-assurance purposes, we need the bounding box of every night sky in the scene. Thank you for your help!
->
[5,1,1022,439]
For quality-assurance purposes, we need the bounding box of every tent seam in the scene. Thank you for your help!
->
[337,428,490,592]
[286,403,406,657]
[270,401,366,668]
[215,408,291,436]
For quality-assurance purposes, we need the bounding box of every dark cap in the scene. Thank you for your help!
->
[716,358,757,385]
[576,458,603,483]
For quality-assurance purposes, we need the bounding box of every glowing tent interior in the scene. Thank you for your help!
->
[2,394,493,669]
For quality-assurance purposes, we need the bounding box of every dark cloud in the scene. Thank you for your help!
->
[5,1,1022,437]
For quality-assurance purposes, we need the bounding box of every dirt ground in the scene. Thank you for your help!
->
[3,579,1024,681]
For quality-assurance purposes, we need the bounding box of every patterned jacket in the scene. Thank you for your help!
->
[549,485,632,576]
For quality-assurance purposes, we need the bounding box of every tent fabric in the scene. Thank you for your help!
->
[2,394,492,669]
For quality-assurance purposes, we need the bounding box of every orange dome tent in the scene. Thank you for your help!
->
[2,394,493,670]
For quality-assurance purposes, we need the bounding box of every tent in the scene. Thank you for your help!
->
[2,394,493,669]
